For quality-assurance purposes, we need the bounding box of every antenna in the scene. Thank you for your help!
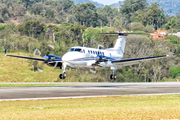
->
[118,2,120,12]
[98,44,104,50]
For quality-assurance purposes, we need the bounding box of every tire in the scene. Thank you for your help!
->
[114,75,116,80]
[110,74,113,79]
[63,72,66,79]
[59,74,63,79]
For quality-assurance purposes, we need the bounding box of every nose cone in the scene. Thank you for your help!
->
[62,53,71,61]
[62,52,84,61]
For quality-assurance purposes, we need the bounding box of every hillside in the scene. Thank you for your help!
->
[147,0,180,15]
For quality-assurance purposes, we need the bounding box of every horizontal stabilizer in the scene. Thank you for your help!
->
[112,54,174,68]
[100,33,150,36]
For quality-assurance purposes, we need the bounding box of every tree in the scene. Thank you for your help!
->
[130,2,165,29]
[59,0,74,12]
[45,8,54,18]
[75,2,99,27]
[130,9,147,26]
[20,0,41,8]
[165,18,177,33]
[120,0,147,20]
[146,3,164,30]
[30,3,45,16]
[18,20,45,38]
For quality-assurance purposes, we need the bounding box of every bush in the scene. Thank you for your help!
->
[170,66,180,78]
[128,22,145,31]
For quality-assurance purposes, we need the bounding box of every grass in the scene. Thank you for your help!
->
[0,95,180,120]
[0,51,75,82]
[0,83,71,87]
[0,51,104,82]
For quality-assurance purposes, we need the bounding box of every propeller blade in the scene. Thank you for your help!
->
[48,44,55,49]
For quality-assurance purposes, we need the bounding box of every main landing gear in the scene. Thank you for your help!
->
[110,70,116,82]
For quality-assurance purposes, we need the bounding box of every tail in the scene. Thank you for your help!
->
[114,36,127,57]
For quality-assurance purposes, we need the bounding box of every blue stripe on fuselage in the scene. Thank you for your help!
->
[70,56,116,61]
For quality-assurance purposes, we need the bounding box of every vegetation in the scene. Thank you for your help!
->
[0,95,180,119]
[1,0,180,82]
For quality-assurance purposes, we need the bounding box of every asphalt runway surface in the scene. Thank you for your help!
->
[0,82,180,101]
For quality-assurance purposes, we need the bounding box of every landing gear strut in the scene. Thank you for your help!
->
[59,63,67,79]
[110,70,116,82]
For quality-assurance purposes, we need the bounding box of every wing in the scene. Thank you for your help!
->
[112,54,173,68]
[4,49,45,61]
[5,54,46,61]
[4,49,62,62]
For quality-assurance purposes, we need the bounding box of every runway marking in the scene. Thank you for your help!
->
[1,93,180,101]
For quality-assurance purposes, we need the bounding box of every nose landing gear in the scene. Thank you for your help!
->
[59,63,67,79]
[59,72,66,79]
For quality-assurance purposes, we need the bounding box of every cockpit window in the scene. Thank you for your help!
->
[69,48,75,52]
[69,48,82,52]
[74,48,82,52]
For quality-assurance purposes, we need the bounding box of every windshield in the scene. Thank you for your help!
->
[69,48,82,52]
[69,48,75,52]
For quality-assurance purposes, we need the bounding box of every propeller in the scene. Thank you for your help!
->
[33,45,55,70]
[94,45,107,64]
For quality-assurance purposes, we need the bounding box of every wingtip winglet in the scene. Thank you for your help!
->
[4,49,6,56]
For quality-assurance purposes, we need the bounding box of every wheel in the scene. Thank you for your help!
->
[63,72,66,77]
[59,74,63,79]
[114,75,116,81]
[114,75,116,80]
[110,74,113,79]
[63,72,66,79]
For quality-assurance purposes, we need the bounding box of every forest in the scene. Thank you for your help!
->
[1,0,180,82]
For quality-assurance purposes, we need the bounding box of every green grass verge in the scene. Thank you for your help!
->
[0,83,71,87]
[0,95,180,119]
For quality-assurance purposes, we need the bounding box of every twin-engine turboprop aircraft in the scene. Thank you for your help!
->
[4,33,173,80]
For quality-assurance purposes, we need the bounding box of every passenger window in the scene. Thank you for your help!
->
[83,50,85,53]
[102,52,104,56]
[90,51,92,54]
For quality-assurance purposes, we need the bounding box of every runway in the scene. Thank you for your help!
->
[0,82,180,101]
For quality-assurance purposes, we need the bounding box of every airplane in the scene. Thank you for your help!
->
[4,33,173,80]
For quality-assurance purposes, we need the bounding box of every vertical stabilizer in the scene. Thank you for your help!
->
[114,35,127,56]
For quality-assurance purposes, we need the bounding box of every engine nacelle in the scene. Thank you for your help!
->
[95,56,107,62]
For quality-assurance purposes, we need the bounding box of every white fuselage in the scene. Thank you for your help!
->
[62,46,123,69]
